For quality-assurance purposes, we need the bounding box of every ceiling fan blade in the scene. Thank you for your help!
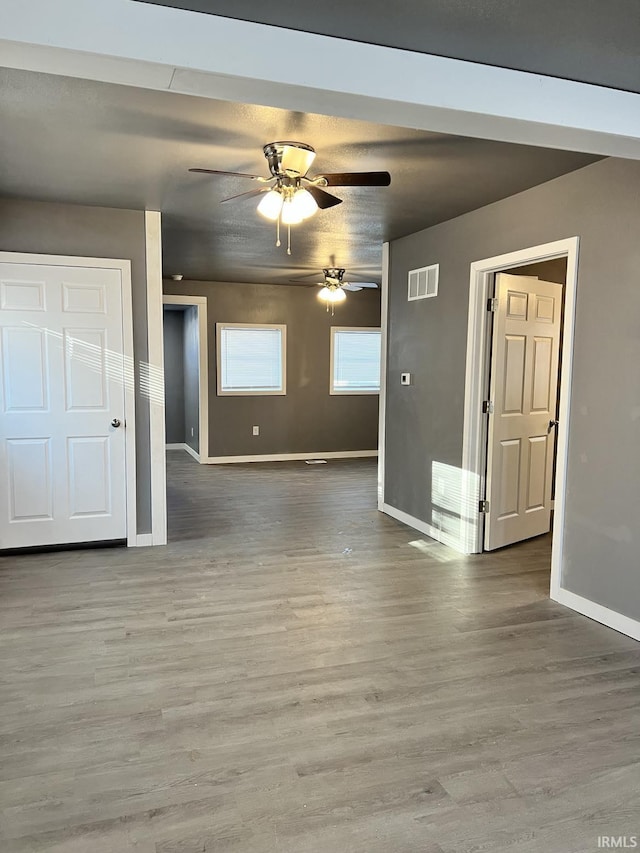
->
[316,171,391,187]
[220,188,268,203]
[289,273,325,282]
[344,281,379,289]
[189,168,265,180]
[306,186,343,209]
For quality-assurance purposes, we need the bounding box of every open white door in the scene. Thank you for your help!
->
[484,273,562,551]
[0,261,129,549]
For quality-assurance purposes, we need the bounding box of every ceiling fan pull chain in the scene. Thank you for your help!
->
[287,224,292,256]
[275,216,281,248]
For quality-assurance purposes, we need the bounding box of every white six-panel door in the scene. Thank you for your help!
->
[484,273,562,551]
[0,262,128,548]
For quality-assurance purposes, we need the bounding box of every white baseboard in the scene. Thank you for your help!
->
[552,587,640,643]
[133,533,154,547]
[382,502,640,643]
[205,450,378,464]
[381,502,467,554]
[166,442,201,462]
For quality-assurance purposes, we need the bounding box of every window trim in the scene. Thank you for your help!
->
[216,322,287,396]
[330,326,382,396]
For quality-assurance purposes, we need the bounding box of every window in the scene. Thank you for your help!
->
[216,323,286,395]
[330,327,381,394]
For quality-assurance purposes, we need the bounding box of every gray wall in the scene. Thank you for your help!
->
[163,309,186,444]
[0,198,152,534]
[163,280,381,456]
[385,157,640,621]
[183,306,200,454]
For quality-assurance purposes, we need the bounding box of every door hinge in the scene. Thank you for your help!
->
[478,499,489,513]
[487,297,498,312]
[482,400,494,414]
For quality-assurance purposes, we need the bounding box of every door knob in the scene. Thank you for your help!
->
[111,418,121,428]
[547,419,559,434]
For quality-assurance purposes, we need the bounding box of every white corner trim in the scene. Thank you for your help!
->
[377,242,389,511]
[166,442,201,463]
[206,450,378,464]
[145,210,167,546]
[552,587,640,643]
[134,533,154,548]
[381,503,468,554]
[549,239,580,602]
[119,259,137,549]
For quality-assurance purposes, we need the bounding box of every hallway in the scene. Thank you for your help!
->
[1,452,639,852]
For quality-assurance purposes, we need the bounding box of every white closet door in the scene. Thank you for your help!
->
[0,263,128,548]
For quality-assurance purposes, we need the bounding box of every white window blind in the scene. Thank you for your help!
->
[331,328,381,394]
[217,324,285,395]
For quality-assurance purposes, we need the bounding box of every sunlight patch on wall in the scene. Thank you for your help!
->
[431,461,480,553]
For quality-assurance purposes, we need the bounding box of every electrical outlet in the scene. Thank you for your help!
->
[252,425,260,436]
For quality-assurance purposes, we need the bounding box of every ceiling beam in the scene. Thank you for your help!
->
[2,0,640,159]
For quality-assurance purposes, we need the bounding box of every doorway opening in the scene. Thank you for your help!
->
[162,295,209,463]
[461,237,579,599]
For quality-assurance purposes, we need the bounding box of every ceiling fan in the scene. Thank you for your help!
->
[189,141,391,254]
[293,267,379,313]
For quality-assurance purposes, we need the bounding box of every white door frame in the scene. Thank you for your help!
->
[162,294,209,463]
[0,250,138,547]
[377,242,390,510]
[460,237,579,592]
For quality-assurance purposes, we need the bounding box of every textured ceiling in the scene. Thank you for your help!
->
[0,68,598,284]
[136,0,640,94]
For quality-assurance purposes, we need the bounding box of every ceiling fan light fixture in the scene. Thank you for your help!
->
[318,286,346,303]
[291,188,318,220]
[257,189,284,221]
[281,196,304,226]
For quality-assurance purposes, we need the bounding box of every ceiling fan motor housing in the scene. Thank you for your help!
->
[324,268,346,286]
[263,141,317,179]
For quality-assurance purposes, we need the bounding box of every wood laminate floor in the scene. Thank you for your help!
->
[1,452,640,853]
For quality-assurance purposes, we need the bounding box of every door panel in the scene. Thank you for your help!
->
[1,279,46,311]
[64,329,108,410]
[7,438,53,521]
[3,327,49,411]
[62,282,107,314]
[484,273,562,550]
[0,262,127,549]
[498,439,521,519]
[502,335,526,413]
[531,337,553,411]
[67,436,111,517]
[526,435,548,511]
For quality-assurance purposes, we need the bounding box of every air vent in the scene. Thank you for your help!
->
[408,264,439,301]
